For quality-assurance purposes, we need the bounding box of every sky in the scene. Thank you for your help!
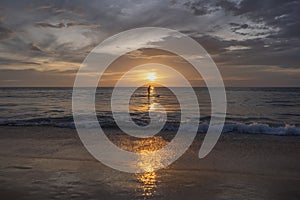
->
[0,0,299,87]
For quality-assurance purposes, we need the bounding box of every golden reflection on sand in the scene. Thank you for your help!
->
[136,171,157,199]
[115,129,167,199]
[134,137,166,199]
[116,137,164,198]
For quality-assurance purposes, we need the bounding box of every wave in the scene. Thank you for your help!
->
[0,117,299,136]
[0,117,75,128]
[195,123,300,136]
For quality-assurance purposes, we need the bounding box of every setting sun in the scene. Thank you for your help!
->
[147,72,157,81]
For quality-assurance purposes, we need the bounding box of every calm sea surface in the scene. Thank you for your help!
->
[0,87,299,135]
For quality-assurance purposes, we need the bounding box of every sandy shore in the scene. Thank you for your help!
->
[0,126,299,200]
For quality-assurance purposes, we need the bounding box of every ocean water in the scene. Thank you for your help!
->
[0,87,299,135]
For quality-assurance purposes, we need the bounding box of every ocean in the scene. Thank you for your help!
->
[0,87,299,135]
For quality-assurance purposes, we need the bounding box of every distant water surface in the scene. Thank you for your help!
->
[0,87,299,135]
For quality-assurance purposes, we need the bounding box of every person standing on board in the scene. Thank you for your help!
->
[147,85,151,97]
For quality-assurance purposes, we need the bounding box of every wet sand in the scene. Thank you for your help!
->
[0,126,300,200]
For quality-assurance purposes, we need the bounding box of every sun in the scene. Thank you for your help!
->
[147,72,156,81]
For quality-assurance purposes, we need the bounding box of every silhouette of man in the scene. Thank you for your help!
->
[147,85,151,97]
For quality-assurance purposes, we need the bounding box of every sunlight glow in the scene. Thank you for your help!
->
[147,73,156,81]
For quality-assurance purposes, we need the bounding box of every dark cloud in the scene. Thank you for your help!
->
[193,35,231,55]
[33,2,86,16]
[180,0,300,68]
[29,42,43,52]
[0,58,41,66]
[230,23,249,31]
[182,1,219,16]
[35,21,99,29]
[0,25,14,40]
[35,22,66,29]
[220,0,300,39]
[0,69,75,87]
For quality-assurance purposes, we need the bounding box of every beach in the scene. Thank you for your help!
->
[1,0,300,199]
[0,126,299,200]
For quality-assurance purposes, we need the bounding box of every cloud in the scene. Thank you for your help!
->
[0,0,299,86]
[220,0,300,39]
[181,1,219,16]
[29,42,43,52]
[219,65,300,87]
[0,58,41,66]
[0,25,14,40]
[35,22,99,29]
[225,45,251,51]
[0,68,75,87]
[33,3,86,16]
[35,22,66,29]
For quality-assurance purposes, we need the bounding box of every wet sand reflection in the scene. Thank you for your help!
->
[136,171,158,199]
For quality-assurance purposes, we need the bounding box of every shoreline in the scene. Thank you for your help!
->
[0,126,300,199]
